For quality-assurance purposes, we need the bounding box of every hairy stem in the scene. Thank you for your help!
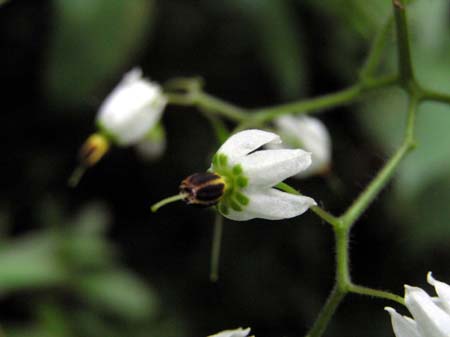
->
[305,286,346,337]
[348,284,405,305]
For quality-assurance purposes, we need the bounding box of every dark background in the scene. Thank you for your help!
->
[0,0,449,336]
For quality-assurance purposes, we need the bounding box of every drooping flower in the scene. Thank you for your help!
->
[70,68,167,186]
[207,327,252,337]
[152,129,316,221]
[385,272,450,337]
[96,68,167,146]
[270,115,331,178]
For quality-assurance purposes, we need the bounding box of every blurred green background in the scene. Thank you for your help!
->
[0,0,449,336]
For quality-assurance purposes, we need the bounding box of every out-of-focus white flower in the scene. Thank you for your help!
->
[385,272,450,337]
[97,68,167,146]
[135,123,166,161]
[210,129,316,221]
[270,115,331,178]
[208,327,252,337]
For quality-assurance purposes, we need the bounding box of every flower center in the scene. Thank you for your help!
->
[211,153,250,215]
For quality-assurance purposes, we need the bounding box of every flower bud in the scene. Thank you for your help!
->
[180,172,226,207]
[79,133,110,167]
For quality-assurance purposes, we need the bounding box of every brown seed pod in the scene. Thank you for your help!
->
[180,172,225,207]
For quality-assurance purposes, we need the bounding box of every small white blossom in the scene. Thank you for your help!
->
[208,327,252,337]
[97,68,167,146]
[212,129,316,221]
[270,115,331,178]
[385,272,450,337]
[135,124,166,161]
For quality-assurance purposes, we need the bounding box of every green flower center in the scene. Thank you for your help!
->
[211,153,250,215]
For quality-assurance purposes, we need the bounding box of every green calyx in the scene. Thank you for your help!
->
[211,153,250,215]
[96,121,120,145]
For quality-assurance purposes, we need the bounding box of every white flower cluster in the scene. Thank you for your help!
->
[386,272,450,337]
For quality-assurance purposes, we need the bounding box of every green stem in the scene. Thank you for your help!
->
[275,182,341,228]
[393,0,415,88]
[340,97,417,228]
[210,214,224,282]
[422,89,450,105]
[247,75,397,125]
[305,223,350,337]
[195,92,248,122]
[166,91,248,122]
[335,226,351,288]
[151,194,185,213]
[305,285,346,337]
[359,16,393,79]
[200,110,230,145]
[348,284,405,305]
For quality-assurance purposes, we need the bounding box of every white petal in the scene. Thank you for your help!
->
[223,187,316,221]
[427,272,450,314]
[274,116,331,178]
[405,285,450,337]
[239,149,311,187]
[385,307,422,337]
[216,129,281,166]
[97,68,167,145]
[207,327,251,337]
[135,137,165,161]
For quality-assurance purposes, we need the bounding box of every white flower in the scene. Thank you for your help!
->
[385,272,450,337]
[135,123,166,161]
[211,129,316,221]
[97,68,167,146]
[270,115,331,178]
[208,327,252,337]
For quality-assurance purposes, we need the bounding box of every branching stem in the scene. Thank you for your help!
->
[162,1,450,336]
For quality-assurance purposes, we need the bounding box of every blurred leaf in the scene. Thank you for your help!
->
[62,204,115,269]
[0,233,67,293]
[36,302,74,337]
[45,0,155,107]
[76,269,159,320]
[229,0,307,98]
[303,0,390,37]
[69,201,111,235]
[400,175,450,253]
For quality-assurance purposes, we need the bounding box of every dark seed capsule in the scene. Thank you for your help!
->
[180,172,225,207]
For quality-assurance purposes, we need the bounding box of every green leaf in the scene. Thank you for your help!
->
[76,269,159,320]
[0,234,67,293]
[45,0,155,107]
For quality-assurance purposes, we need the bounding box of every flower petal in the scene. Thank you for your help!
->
[97,68,167,145]
[216,129,281,166]
[239,149,311,187]
[207,327,251,337]
[405,285,450,337]
[274,116,331,177]
[427,272,450,315]
[223,187,316,221]
[385,307,422,337]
